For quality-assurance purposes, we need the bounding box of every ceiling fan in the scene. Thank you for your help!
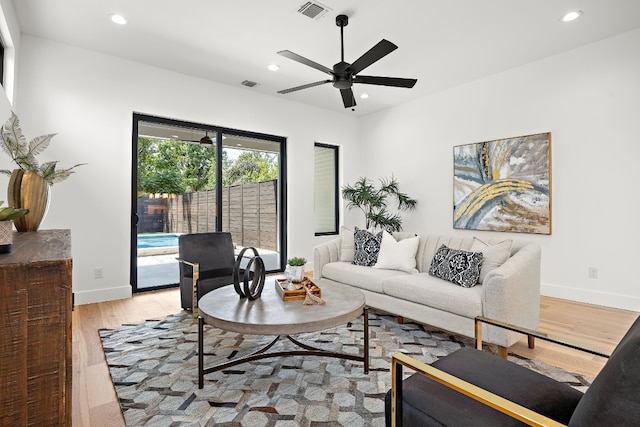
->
[277,14,417,109]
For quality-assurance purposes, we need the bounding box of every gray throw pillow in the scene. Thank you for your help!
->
[470,238,513,284]
[339,226,355,262]
[353,227,382,267]
[429,244,483,288]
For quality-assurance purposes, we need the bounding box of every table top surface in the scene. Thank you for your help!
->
[198,279,365,335]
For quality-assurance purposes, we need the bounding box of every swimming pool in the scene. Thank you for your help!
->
[137,233,180,249]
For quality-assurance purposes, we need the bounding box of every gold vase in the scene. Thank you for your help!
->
[7,169,51,232]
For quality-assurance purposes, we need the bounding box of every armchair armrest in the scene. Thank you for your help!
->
[391,352,566,427]
[176,258,200,323]
[391,317,612,427]
[480,242,541,349]
[313,236,341,280]
[474,316,610,358]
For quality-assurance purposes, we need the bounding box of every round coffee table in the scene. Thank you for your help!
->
[197,279,369,388]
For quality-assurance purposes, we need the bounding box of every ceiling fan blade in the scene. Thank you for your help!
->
[340,88,356,108]
[354,75,417,88]
[277,50,333,75]
[346,39,397,75]
[277,80,331,94]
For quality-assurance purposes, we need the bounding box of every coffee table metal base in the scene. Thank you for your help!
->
[198,307,369,389]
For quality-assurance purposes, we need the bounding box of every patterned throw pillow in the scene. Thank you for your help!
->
[353,227,383,267]
[428,244,483,288]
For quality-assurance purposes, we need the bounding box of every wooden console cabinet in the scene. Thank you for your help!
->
[0,230,72,426]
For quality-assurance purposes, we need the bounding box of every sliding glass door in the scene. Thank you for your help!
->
[221,134,282,271]
[131,114,286,292]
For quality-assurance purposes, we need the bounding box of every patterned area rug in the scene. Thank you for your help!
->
[100,311,591,426]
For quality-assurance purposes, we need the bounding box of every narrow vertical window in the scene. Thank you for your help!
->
[0,40,4,87]
[314,143,339,235]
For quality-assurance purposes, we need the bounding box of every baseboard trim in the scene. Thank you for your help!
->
[74,285,132,305]
[542,282,640,312]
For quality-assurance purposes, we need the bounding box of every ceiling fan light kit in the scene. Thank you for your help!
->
[277,14,417,109]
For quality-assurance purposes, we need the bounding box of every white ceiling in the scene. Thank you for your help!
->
[12,0,640,116]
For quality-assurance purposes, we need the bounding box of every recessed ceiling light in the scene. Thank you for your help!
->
[267,64,280,71]
[560,10,582,23]
[360,93,369,99]
[109,14,128,25]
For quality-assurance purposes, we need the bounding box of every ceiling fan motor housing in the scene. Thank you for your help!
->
[336,14,348,27]
[332,61,353,89]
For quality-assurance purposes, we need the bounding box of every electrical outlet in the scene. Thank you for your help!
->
[588,267,598,279]
[94,267,104,279]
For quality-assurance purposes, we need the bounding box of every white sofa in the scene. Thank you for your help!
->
[313,232,541,355]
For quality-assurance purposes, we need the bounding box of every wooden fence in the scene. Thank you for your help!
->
[137,180,278,251]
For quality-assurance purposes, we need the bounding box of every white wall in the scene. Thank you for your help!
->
[359,28,640,311]
[2,35,360,304]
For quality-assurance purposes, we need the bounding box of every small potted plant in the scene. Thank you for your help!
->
[0,201,29,253]
[0,112,85,231]
[287,256,307,282]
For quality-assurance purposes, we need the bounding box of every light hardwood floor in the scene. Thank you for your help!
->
[72,288,638,426]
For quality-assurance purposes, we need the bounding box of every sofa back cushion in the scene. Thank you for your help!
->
[339,226,356,262]
[470,238,513,284]
[569,315,640,426]
[416,235,475,273]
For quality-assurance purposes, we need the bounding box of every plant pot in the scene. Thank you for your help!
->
[289,265,305,282]
[7,169,51,232]
[0,221,13,253]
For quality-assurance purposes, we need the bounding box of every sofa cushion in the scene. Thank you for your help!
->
[373,231,419,274]
[470,237,513,284]
[382,273,483,318]
[322,261,409,294]
[429,245,483,288]
[416,235,476,273]
[339,226,355,262]
[353,227,383,266]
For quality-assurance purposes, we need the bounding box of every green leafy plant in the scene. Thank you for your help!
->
[342,175,417,232]
[0,112,85,185]
[287,257,307,266]
[0,201,29,221]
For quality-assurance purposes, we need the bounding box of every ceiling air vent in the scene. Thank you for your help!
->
[297,1,331,20]
[241,80,259,88]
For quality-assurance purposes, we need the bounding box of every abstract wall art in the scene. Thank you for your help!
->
[453,132,551,234]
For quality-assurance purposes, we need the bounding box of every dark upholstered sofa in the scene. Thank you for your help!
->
[385,315,640,426]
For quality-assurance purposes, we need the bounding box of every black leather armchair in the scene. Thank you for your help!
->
[386,315,640,426]
[177,232,236,317]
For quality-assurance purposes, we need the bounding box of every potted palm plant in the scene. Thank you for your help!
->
[0,112,85,231]
[342,175,417,232]
[0,201,29,253]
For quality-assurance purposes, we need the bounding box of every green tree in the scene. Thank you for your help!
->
[223,151,278,186]
[180,144,216,191]
[137,139,278,194]
[137,138,217,194]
